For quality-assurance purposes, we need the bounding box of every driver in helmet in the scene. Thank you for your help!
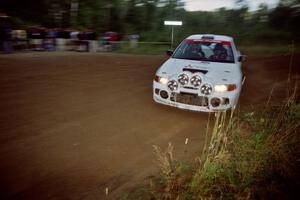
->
[185,42,205,58]
[210,43,228,61]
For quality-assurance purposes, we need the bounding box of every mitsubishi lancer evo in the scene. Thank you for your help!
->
[153,34,245,112]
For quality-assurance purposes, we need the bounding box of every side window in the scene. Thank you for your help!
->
[224,45,234,61]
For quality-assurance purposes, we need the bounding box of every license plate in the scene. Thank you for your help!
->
[175,93,208,106]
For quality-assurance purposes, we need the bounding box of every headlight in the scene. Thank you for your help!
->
[154,75,168,85]
[201,84,212,95]
[178,74,189,85]
[214,84,237,92]
[159,77,168,85]
[190,75,202,87]
[167,80,178,91]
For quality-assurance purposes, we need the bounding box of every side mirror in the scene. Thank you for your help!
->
[166,49,173,56]
[238,55,246,62]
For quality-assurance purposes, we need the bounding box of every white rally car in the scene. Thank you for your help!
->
[153,34,244,112]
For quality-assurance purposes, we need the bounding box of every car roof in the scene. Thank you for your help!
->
[186,34,233,42]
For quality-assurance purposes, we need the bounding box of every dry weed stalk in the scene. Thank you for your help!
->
[153,143,175,179]
[201,109,235,172]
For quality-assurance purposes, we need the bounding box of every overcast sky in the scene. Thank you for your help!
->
[184,0,280,11]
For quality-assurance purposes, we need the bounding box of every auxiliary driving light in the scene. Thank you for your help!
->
[178,74,189,85]
[201,84,212,95]
[167,80,178,91]
[190,75,202,87]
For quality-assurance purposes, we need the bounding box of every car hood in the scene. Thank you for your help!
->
[157,58,241,84]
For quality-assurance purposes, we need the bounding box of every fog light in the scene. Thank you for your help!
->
[160,90,169,99]
[211,97,221,107]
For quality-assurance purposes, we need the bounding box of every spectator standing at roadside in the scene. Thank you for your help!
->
[44,29,56,51]
[70,30,79,51]
[29,26,46,51]
[0,25,4,52]
[128,34,139,48]
[0,25,13,53]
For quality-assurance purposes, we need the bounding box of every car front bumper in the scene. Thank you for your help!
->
[153,81,240,112]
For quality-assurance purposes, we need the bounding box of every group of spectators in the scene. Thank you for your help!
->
[0,25,123,53]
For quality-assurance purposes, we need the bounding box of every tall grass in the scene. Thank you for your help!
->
[142,84,299,200]
[151,143,193,199]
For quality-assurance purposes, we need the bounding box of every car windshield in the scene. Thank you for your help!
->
[172,39,235,63]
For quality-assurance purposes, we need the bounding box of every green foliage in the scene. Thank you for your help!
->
[121,192,129,200]
[1,0,300,44]
[192,94,300,199]
[116,42,170,55]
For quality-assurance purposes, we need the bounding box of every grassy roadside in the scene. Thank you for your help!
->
[189,95,300,200]
[124,87,299,199]
[239,44,299,56]
[116,42,171,55]
[115,41,300,56]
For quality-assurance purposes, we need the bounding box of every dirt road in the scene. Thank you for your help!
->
[0,52,298,199]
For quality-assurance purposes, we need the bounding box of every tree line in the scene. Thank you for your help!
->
[1,0,299,44]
